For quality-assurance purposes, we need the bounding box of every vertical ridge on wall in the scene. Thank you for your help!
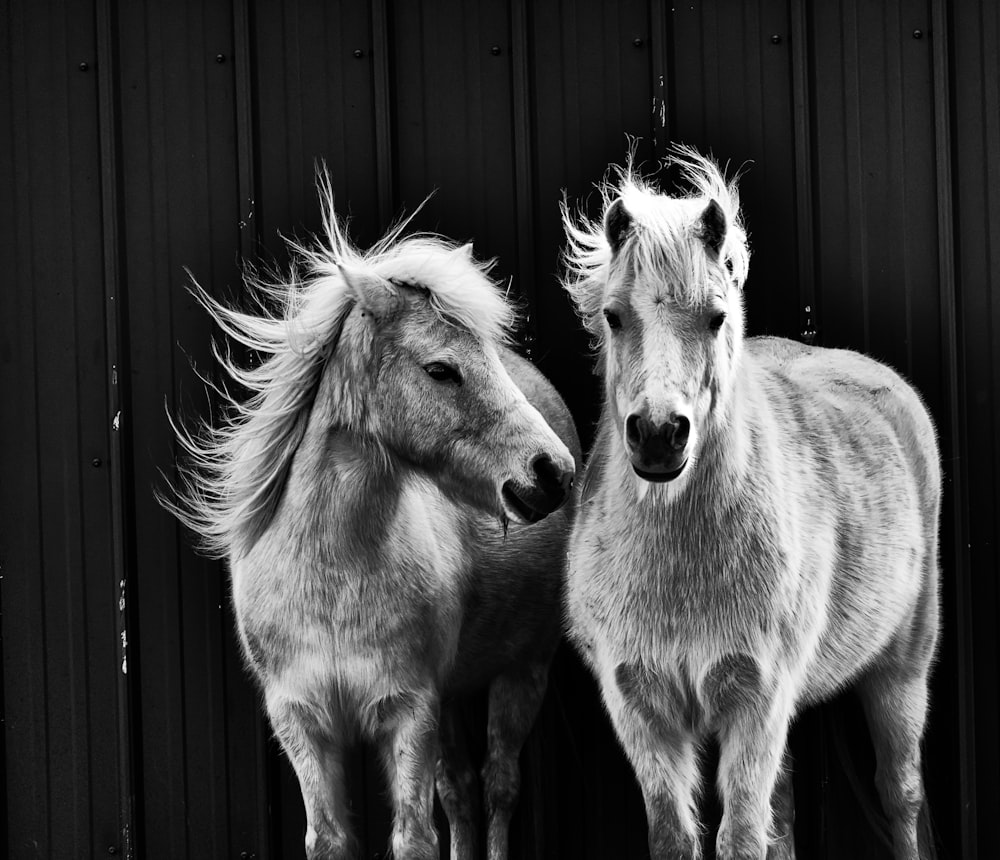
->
[790,0,817,344]
[95,0,137,851]
[371,0,394,228]
[952,0,1000,854]
[929,0,974,856]
[233,0,258,261]
[509,0,538,348]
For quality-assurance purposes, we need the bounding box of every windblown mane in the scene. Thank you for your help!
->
[162,171,513,560]
[560,145,750,345]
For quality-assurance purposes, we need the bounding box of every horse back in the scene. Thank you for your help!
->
[748,336,940,511]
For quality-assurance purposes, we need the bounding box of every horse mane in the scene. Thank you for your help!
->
[162,170,513,560]
[560,144,750,344]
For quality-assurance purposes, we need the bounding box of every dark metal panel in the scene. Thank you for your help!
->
[667,0,801,341]
[389,0,520,283]
[526,0,653,436]
[808,0,943,395]
[951,1,1000,856]
[0,0,125,855]
[113,2,261,856]
[251,0,382,256]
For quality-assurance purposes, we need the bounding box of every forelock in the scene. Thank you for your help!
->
[373,239,514,345]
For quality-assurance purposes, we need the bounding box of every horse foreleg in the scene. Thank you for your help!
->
[266,694,357,860]
[713,684,793,860]
[857,665,933,860]
[379,689,441,860]
[481,662,549,860]
[765,748,796,860]
[606,662,703,859]
[436,700,482,860]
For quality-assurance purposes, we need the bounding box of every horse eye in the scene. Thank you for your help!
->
[424,362,462,385]
[604,309,623,331]
[709,311,727,332]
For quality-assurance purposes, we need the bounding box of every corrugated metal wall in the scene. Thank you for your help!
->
[2,0,996,857]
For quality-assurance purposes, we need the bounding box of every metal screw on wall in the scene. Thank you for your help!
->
[771,34,782,44]
[633,38,644,47]
[490,45,501,55]
[215,53,226,63]
[79,62,89,71]
[353,49,364,58]
[913,29,924,39]
[92,458,102,468]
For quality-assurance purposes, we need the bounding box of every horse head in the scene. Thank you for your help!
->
[563,147,749,494]
[329,242,575,524]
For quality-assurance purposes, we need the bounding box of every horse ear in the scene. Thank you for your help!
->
[337,264,401,321]
[604,198,632,255]
[454,242,475,260]
[697,199,727,257]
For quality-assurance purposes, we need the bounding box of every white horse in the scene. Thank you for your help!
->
[560,147,940,859]
[163,176,580,859]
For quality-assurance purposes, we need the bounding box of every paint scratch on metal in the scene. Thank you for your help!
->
[119,577,128,674]
[113,410,121,431]
[239,196,256,230]
[652,75,668,153]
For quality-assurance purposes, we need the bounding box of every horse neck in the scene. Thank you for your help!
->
[696,356,760,488]
[275,341,404,564]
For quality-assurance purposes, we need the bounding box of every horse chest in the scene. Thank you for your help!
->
[233,500,468,698]
[568,501,783,666]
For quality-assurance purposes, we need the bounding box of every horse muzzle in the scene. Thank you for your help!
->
[501,453,574,523]
[625,410,690,483]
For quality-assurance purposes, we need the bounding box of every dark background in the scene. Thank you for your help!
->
[1,0,997,857]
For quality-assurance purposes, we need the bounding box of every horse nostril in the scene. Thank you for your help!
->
[532,453,572,498]
[670,414,690,450]
[625,413,643,449]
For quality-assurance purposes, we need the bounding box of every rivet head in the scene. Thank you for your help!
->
[912,29,923,39]
[771,34,782,44]
[107,848,117,855]
[79,62,89,71]
[92,458,102,468]
[633,37,644,47]
[215,53,226,63]
[353,49,364,58]
[490,45,501,56]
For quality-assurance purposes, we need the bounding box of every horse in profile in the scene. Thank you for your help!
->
[163,176,581,859]
[560,147,939,859]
